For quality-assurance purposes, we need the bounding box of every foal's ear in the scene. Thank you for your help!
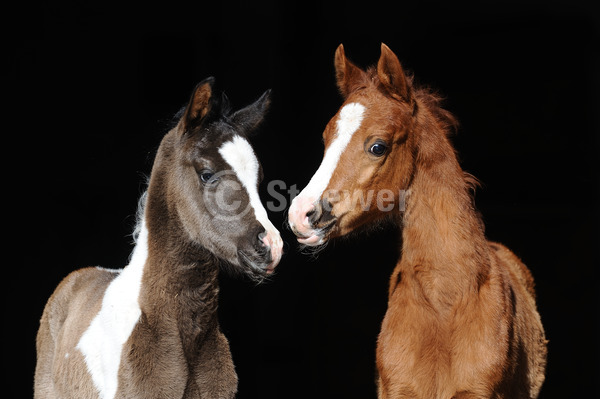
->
[230,89,271,134]
[334,44,366,98]
[180,77,215,131]
[377,43,412,102]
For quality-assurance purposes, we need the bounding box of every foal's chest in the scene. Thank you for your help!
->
[377,283,507,397]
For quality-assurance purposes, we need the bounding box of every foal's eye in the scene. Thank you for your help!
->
[369,142,388,157]
[199,170,217,184]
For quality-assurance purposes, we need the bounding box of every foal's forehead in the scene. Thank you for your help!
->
[324,101,367,142]
[196,120,240,147]
[336,102,366,133]
[327,92,403,140]
[218,135,259,175]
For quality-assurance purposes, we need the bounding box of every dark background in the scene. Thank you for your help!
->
[8,1,598,397]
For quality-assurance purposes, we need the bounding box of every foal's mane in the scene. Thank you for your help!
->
[131,190,148,246]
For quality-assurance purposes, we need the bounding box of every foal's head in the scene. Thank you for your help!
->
[148,77,282,279]
[289,44,428,246]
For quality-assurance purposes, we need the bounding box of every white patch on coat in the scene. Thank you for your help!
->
[289,102,365,221]
[76,215,148,399]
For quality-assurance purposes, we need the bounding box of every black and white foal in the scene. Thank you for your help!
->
[35,77,282,399]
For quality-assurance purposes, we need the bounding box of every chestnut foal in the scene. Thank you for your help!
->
[289,44,547,398]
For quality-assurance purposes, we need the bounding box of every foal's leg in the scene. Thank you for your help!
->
[193,329,238,399]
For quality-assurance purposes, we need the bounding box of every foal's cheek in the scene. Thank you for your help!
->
[203,181,250,220]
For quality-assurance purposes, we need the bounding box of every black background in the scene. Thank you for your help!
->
[8,1,599,398]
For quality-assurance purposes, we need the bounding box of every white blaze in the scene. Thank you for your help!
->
[293,102,365,207]
[219,135,273,234]
[218,135,282,260]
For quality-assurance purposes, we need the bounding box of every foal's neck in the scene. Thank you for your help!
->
[399,118,490,308]
[139,190,221,351]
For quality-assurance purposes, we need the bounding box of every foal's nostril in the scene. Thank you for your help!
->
[257,230,268,246]
[308,198,335,228]
[307,205,322,227]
